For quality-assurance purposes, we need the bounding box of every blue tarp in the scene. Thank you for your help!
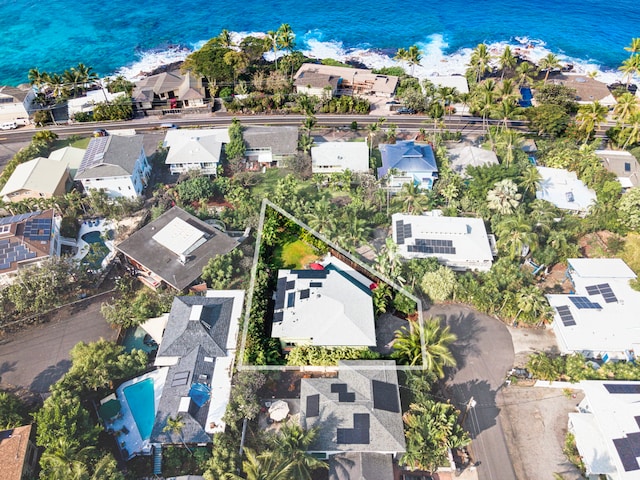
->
[189,383,211,407]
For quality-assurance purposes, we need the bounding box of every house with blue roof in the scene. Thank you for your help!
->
[377,140,438,191]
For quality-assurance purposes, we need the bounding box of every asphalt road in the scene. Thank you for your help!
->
[428,303,517,480]
[0,291,118,394]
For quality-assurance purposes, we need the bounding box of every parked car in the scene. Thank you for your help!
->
[1,121,18,130]
[93,128,108,137]
[386,100,400,105]
[396,107,416,114]
[160,123,178,129]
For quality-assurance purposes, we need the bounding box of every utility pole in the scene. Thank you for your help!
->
[460,396,476,426]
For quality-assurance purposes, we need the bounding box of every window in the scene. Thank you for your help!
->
[625,162,631,172]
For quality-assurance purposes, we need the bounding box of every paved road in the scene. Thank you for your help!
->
[0,292,118,394]
[427,303,517,480]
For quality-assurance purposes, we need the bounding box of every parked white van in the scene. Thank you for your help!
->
[0,121,18,130]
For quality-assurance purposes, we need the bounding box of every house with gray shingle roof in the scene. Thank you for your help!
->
[146,290,243,445]
[132,70,206,110]
[76,134,151,199]
[300,360,405,469]
[243,126,299,167]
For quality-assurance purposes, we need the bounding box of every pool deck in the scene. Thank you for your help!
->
[109,368,168,459]
[73,219,117,269]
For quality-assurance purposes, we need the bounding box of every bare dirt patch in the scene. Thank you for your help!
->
[499,385,583,480]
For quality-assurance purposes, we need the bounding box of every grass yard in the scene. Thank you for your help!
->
[251,168,288,199]
[69,137,92,149]
[280,240,318,269]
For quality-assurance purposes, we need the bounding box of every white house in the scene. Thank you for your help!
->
[546,258,640,361]
[163,128,229,175]
[68,90,126,117]
[596,150,640,190]
[569,381,640,479]
[271,257,376,350]
[536,166,597,214]
[76,135,151,199]
[0,86,35,125]
[311,141,369,173]
[392,211,496,272]
[425,74,469,94]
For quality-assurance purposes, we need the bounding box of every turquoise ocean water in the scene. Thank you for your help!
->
[1,0,638,86]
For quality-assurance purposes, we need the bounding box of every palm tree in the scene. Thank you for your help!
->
[269,424,328,480]
[163,414,192,452]
[487,179,522,215]
[397,182,429,214]
[538,53,561,83]
[519,165,542,196]
[266,30,280,69]
[226,448,293,480]
[305,198,335,235]
[339,214,371,252]
[613,91,639,123]
[468,43,492,83]
[622,111,640,148]
[473,79,497,132]
[406,45,422,76]
[215,29,235,48]
[619,56,640,87]
[495,128,524,166]
[394,47,409,73]
[28,67,50,91]
[624,38,640,56]
[515,61,537,87]
[40,438,94,480]
[499,46,517,80]
[494,213,538,259]
[392,318,457,377]
[436,86,459,121]
[298,134,314,154]
[492,98,524,131]
[576,101,608,143]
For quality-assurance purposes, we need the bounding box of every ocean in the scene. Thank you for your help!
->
[1,0,638,86]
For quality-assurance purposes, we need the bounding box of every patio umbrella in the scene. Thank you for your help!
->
[268,400,290,422]
[309,263,324,270]
[98,398,121,421]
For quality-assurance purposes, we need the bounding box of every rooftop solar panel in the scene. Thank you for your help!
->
[613,434,640,472]
[300,289,310,300]
[310,282,323,287]
[396,220,405,245]
[172,371,190,387]
[286,280,295,290]
[556,305,576,326]
[569,296,602,309]
[275,277,287,309]
[585,283,618,303]
[372,380,400,413]
[604,384,640,394]
[287,292,295,308]
[295,270,327,279]
[403,223,412,239]
[273,311,284,323]
[337,413,370,444]
[306,394,319,418]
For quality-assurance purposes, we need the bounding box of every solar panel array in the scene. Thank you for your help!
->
[0,239,37,270]
[300,289,310,300]
[286,280,295,290]
[275,277,287,310]
[295,270,328,279]
[604,384,640,394]
[408,238,456,255]
[0,211,39,226]
[336,413,370,444]
[273,311,284,323]
[585,283,618,303]
[569,296,602,310]
[331,383,355,402]
[23,218,52,241]
[372,380,400,413]
[172,371,190,387]
[395,220,412,245]
[306,394,319,417]
[556,305,576,326]
[613,432,640,472]
[78,136,109,173]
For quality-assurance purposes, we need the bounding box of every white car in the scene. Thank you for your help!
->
[1,122,18,130]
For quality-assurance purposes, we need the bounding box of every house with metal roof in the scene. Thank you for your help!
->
[378,140,438,191]
[150,290,244,445]
[299,360,405,468]
[392,211,495,272]
[48,146,86,179]
[535,166,596,214]
[546,258,640,361]
[0,210,60,278]
[447,145,499,177]
[311,141,369,174]
[116,206,238,291]
[243,126,299,167]
[163,128,229,175]
[271,260,376,350]
[0,157,70,202]
[76,134,151,199]
[0,425,39,480]
[293,64,399,98]
[596,150,640,191]
[0,85,35,124]
[569,381,640,479]
[133,70,206,111]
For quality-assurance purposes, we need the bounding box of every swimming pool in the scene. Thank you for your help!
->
[519,87,533,107]
[80,230,114,269]
[123,378,155,441]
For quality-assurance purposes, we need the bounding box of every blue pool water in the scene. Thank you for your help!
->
[519,87,533,108]
[80,230,110,269]
[123,378,155,441]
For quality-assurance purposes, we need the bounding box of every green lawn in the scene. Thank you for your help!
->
[251,168,288,199]
[69,137,91,149]
[280,240,318,269]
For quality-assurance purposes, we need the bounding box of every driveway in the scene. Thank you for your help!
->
[427,304,517,480]
[0,291,118,394]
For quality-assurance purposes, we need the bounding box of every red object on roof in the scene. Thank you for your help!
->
[370,283,378,290]
[309,263,324,270]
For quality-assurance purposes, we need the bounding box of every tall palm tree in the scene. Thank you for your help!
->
[406,44,422,76]
[298,134,314,154]
[468,43,492,83]
[215,29,235,48]
[40,438,95,480]
[398,182,429,214]
[487,179,522,215]
[436,86,459,121]
[576,101,608,143]
[473,79,497,133]
[494,213,538,259]
[28,67,50,91]
[492,98,524,131]
[277,23,296,54]
[392,318,457,377]
[619,55,640,87]
[495,128,524,166]
[515,285,550,323]
[394,47,409,73]
[624,38,640,56]
[266,30,280,69]
[226,448,293,480]
[515,61,537,87]
[613,91,639,123]
[269,424,328,480]
[519,165,542,196]
[499,46,517,80]
[622,111,640,148]
[305,198,335,235]
[538,53,561,83]
[163,414,192,452]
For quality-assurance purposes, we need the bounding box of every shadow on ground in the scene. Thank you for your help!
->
[31,359,72,393]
